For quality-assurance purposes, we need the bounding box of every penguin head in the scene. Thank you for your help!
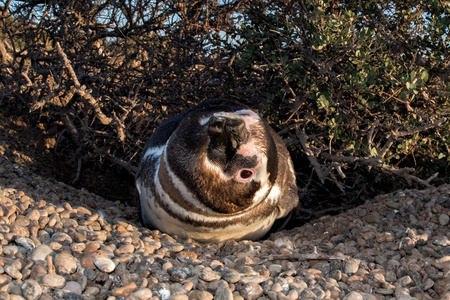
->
[165,109,277,214]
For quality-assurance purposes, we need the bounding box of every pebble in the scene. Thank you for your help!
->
[0,154,448,300]
[240,282,263,300]
[5,265,22,280]
[21,279,42,300]
[343,291,364,300]
[344,259,360,275]
[30,244,54,263]
[42,274,66,288]
[111,282,138,297]
[199,267,221,281]
[439,214,449,225]
[222,269,241,283]
[62,281,82,295]
[54,251,77,274]
[215,282,233,300]
[188,290,214,300]
[130,288,153,299]
[92,255,116,273]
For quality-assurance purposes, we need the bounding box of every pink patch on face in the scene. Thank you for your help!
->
[236,169,254,182]
[235,139,262,183]
[237,139,261,157]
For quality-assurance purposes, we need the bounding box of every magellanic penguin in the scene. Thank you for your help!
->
[135,99,299,242]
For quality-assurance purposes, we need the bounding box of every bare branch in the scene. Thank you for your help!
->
[2,0,12,17]
[61,113,80,146]
[56,42,112,125]
[296,127,326,184]
[393,117,447,138]
[0,39,13,64]
[20,60,33,87]
[321,152,436,188]
[367,119,379,151]
[30,88,62,112]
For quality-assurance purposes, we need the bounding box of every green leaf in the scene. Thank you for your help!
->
[317,94,329,109]
[370,147,378,157]
[421,70,429,82]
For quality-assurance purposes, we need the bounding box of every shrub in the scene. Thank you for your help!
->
[1,0,448,216]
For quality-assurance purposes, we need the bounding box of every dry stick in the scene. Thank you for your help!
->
[367,119,379,152]
[72,157,83,185]
[302,117,446,188]
[0,39,13,64]
[20,61,33,87]
[61,113,80,145]
[297,127,327,184]
[92,147,138,175]
[108,155,138,175]
[56,42,112,125]
[30,88,60,112]
[321,152,438,188]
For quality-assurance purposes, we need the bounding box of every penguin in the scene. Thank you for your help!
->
[135,98,299,242]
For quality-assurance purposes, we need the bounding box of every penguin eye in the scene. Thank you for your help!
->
[237,169,254,182]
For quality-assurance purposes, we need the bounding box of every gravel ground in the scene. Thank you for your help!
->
[0,150,449,300]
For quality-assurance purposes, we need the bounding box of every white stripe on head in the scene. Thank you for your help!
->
[198,116,211,126]
[143,145,165,160]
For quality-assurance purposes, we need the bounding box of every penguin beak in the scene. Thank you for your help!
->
[208,115,249,164]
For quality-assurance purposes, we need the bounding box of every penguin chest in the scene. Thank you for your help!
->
[136,146,281,242]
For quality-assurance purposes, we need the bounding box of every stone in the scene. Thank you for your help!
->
[343,291,363,300]
[398,276,413,287]
[221,269,241,283]
[177,251,198,263]
[215,282,233,300]
[62,281,82,295]
[5,265,22,280]
[130,288,153,300]
[439,214,449,226]
[42,274,66,289]
[168,267,192,282]
[151,283,171,300]
[30,245,54,263]
[344,259,360,275]
[21,279,42,300]
[111,282,138,297]
[239,275,269,284]
[14,237,36,250]
[92,255,116,273]
[188,290,214,300]
[395,287,414,300]
[239,282,263,300]
[27,209,41,221]
[199,267,221,282]
[2,245,19,255]
[435,278,450,295]
[54,251,77,274]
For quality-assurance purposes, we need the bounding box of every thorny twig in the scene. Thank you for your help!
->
[56,42,113,126]
[297,127,326,184]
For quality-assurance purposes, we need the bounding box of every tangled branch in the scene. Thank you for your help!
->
[298,117,447,189]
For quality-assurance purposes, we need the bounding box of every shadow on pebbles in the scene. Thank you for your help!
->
[0,153,449,300]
